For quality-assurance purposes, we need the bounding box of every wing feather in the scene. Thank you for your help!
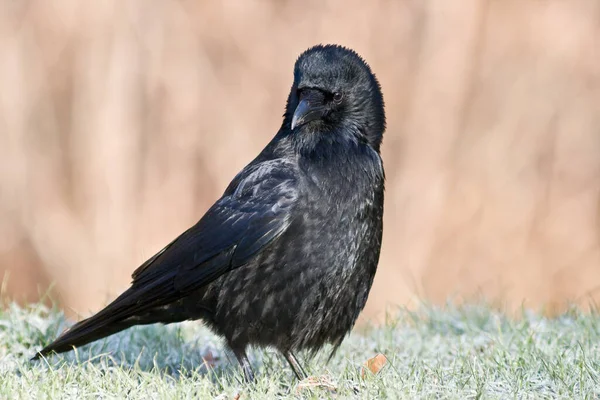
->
[127,159,298,305]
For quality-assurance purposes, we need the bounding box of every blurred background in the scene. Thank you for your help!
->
[0,0,599,323]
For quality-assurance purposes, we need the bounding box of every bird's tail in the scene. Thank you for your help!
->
[32,284,187,360]
[32,290,141,360]
[32,316,134,359]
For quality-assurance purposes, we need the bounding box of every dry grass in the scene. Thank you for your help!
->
[0,0,599,320]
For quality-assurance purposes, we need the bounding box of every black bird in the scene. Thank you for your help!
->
[34,44,386,382]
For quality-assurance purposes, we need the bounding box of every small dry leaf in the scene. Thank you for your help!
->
[232,393,241,400]
[202,350,218,368]
[296,375,337,393]
[361,353,387,377]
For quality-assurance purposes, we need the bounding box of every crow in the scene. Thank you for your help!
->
[33,44,386,382]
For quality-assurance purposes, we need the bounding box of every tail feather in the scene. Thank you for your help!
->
[32,284,177,360]
[32,317,133,360]
[31,266,196,361]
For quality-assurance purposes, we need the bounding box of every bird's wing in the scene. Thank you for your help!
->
[127,158,299,306]
[33,159,300,357]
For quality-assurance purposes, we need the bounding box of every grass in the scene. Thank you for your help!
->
[1,302,599,399]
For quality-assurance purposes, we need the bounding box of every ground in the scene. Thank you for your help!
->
[1,302,599,399]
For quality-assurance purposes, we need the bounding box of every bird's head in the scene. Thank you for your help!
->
[284,44,385,152]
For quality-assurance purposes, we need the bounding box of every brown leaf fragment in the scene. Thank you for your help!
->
[202,350,218,368]
[361,353,387,377]
[296,375,337,394]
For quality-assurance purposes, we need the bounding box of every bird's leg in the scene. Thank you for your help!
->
[284,350,307,380]
[233,348,255,383]
[285,351,339,392]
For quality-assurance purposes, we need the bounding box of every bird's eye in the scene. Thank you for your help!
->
[333,92,343,103]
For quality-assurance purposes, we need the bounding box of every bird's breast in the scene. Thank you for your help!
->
[296,150,383,274]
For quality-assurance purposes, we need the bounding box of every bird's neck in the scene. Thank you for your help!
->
[297,137,383,196]
[289,125,365,157]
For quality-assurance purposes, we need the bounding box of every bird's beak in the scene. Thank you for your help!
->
[291,97,325,130]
